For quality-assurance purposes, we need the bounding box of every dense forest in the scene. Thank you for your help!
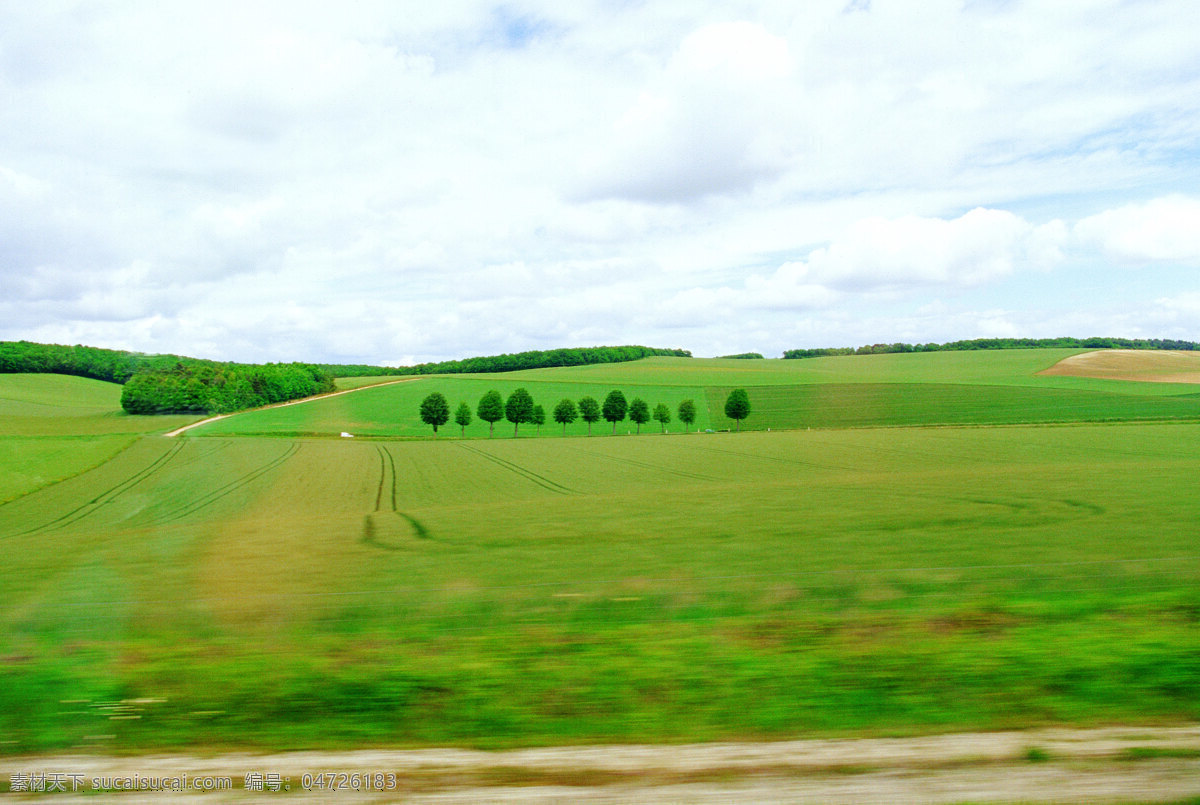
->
[119,362,336,415]
[783,337,1200,359]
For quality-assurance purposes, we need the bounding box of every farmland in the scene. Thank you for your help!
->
[192,350,1200,438]
[0,374,197,504]
[1,350,1199,755]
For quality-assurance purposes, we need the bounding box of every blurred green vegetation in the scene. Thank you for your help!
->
[2,419,1198,752]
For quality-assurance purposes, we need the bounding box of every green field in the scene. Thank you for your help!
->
[0,375,199,503]
[191,350,1200,438]
[1,353,1198,753]
[198,376,716,438]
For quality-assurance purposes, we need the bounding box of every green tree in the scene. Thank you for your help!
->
[506,387,535,436]
[628,397,649,434]
[553,398,577,435]
[578,396,601,435]
[678,399,697,432]
[724,388,751,431]
[419,391,450,434]
[478,389,504,437]
[652,402,671,433]
[531,403,546,435]
[602,390,628,434]
[454,401,472,436]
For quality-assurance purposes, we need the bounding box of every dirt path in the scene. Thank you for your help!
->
[6,725,1199,802]
[162,379,417,437]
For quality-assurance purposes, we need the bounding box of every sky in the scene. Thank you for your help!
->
[2,1,1199,365]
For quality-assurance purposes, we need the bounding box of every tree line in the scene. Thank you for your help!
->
[0,340,689,416]
[0,340,337,414]
[319,345,691,377]
[0,340,188,383]
[419,388,751,436]
[783,337,1200,359]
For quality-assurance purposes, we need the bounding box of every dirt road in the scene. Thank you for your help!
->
[6,725,1199,803]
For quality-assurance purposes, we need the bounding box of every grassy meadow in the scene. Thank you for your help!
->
[1,352,1199,753]
[0,374,198,504]
[194,350,1200,438]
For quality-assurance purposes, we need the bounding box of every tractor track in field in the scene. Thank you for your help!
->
[151,442,301,525]
[363,444,431,547]
[454,442,576,495]
[374,444,398,513]
[4,438,187,538]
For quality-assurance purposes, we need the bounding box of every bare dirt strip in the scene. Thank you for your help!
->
[1039,349,1200,384]
[6,725,1199,803]
[163,379,417,437]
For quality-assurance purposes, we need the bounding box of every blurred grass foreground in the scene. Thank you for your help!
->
[1,354,1199,752]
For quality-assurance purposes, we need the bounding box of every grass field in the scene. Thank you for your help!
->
[1,354,1198,754]
[0,375,198,503]
[199,375,716,438]
[193,350,1200,438]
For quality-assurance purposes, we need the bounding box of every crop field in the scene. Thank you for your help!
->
[196,375,716,438]
[1,354,1199,754]
[0,375,198,503]
[188,350,1200,439]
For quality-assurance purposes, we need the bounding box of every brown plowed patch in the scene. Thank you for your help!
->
[1039,350,1200,384]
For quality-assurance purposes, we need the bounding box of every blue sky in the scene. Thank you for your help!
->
[2,1,1198,364]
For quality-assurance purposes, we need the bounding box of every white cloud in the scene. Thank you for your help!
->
[745,208,1063,299]
[1,2,1199,362]
[672,20,792,79]
[1149,292,1200,339]
[1074,196,1200,264]
[572,21,800,202]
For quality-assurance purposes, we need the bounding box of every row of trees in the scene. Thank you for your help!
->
[419,388,752,436]
[782,337,1200,359]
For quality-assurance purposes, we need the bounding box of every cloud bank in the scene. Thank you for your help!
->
[1,1,1198,362]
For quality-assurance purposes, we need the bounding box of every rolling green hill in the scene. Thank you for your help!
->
[189,350,1200,438]
[0,374,198,503]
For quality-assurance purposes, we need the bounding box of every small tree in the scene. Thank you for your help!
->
[531,403,546,435]
[628,397,649,434]
[724,388,751,431]
[678,399,696,432]
[553,398,577,435]
[478,389,504,437]
[419,391,450,435]
[652,402,671,433]
[454,401,472,436]
[602,390,628,434]
[506,387,535,436]
[578,396,601,435]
